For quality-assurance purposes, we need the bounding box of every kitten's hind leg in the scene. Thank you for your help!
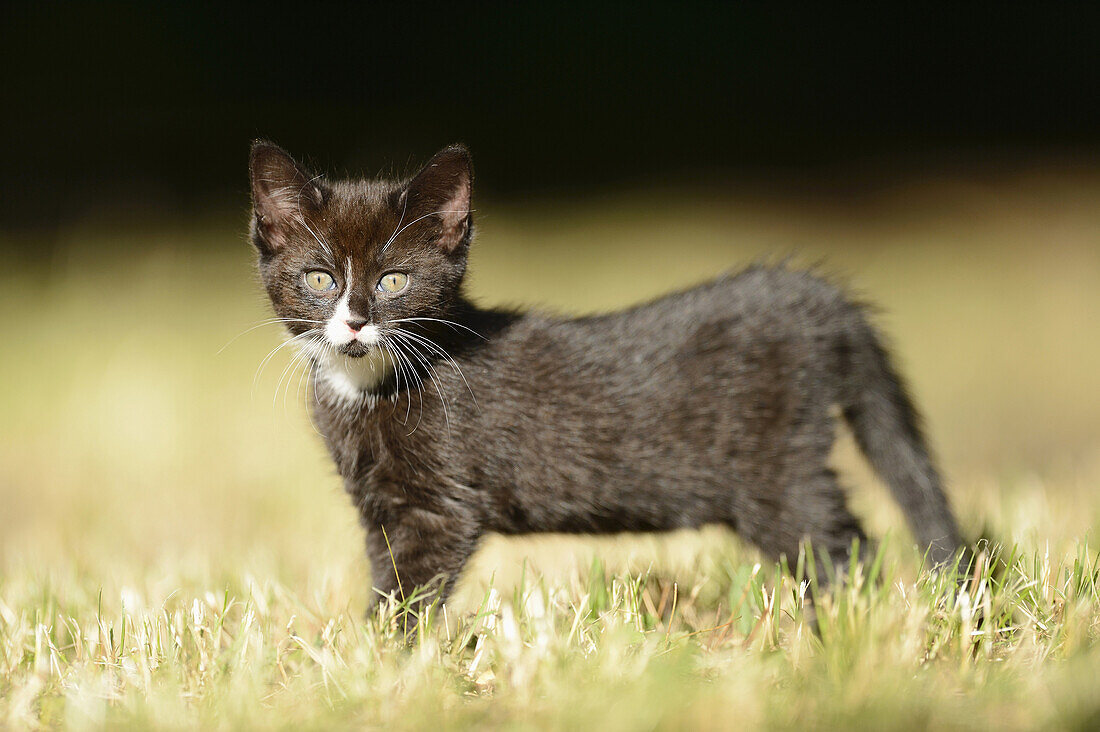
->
[740,469,867,566]
[736,468,870,632]
[741,468,870,587]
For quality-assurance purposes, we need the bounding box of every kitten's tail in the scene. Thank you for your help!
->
[843,321,963,568]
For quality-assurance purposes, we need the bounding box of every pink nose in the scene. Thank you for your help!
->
[345,318,368,332]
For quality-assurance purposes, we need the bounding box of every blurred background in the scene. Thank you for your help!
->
[1,5,1098,600]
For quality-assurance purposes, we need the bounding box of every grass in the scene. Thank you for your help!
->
[4,542,1100,728]
[2,168,1100,728]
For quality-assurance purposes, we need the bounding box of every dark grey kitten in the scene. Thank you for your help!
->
[248,141,962,611]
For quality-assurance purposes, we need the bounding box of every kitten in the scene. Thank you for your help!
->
[248,141,962,613]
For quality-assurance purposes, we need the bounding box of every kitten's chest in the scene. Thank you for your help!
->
[314,393,454,505]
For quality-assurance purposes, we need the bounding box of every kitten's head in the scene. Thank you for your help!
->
[248,141,472,360]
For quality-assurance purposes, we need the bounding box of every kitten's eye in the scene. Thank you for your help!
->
[377,272,409,294]
[304,271,336,292]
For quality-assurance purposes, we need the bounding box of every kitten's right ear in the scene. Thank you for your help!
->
[249,140,325,254]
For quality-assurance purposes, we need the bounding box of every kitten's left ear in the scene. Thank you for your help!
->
[404,145,473,253]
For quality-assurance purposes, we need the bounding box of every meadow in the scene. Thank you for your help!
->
[1,168,1099,729]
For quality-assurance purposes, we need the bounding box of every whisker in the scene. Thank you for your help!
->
[392,328,480,411]
[382,190,410,256]
[253,330,315,388]
[386,336,426,434]
[388,317,487,340]
[380,208,472,254]
[388,331,451,433]
[385,335,430,435]
[291,337,324,407]
[295,346,312,406]
[252,330,320,399]
[276,335,321,410]
[389,341,418,426]
[217,318,326,355]
[380,335,410,426]
[297,174,335,259]
[276,347,305,411]
[299,357,325,437]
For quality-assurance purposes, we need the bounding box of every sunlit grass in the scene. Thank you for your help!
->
[3,541,1100,728]
[1,172,1099,727]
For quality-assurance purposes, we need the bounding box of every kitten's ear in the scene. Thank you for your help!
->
[404,145,473,253]
[249,140,326,253]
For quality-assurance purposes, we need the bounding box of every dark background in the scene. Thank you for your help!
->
[4,4,1098,229]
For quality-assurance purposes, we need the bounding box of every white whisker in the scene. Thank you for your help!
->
[276,334,322,410]
[387,331,452,433]
[382,190,410,256]
[385,334,426,430]
[383,336,424,434]
[388,317,487,340]
[380,208,471,253]
[296,174,335,259]
[217,318,326,355]
[298,357,324,437]
[392,328,480,411]
[252,330,321,399]
[379,336,410,425]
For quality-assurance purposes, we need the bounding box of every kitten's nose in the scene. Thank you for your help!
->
[345,318,369,333]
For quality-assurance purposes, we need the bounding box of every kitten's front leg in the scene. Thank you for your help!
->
[363,505,481,623]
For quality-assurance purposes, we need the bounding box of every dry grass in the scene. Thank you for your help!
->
[1,170,1099,728]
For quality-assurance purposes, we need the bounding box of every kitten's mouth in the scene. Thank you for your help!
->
[337,341,376,358]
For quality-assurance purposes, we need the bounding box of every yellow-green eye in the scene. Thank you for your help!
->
[378,272,409,294]
[304,270,335,292]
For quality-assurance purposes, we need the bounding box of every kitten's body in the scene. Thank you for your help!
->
[248,142,962,609]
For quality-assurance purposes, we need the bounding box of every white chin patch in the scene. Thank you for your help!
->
[317,346,393,404]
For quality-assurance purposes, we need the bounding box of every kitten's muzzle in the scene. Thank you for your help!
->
[338,341,375,358]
